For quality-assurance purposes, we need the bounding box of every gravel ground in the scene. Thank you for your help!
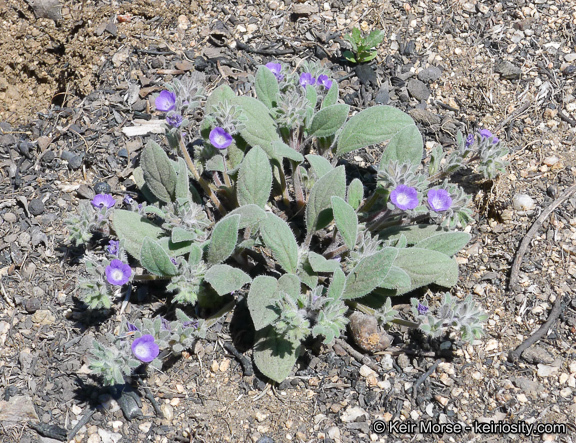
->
[1,0,576,442]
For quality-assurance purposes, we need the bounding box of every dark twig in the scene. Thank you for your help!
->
[67,407,96,441]
[507,294,564,363]
[141,380,164,418]
[223,342,254,376]
[558,109,576,126]
[509,182,576,291]
[412,359,441,400]
[335,338,379,372]
[234,40,294,56]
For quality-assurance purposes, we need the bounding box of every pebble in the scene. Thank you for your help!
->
[537,364,559,378]
[359,365,376,378]
[340,406,367,422]
[94,182,112,195]
[28,198,45,216]
[417,66,442,82]
[25,297,41,313]
[512,194,535,211]
[407,78,431,101]
[160,403,174,421]
[494,60,522,80]
[31,310,55,325]
[18,231,31,246]
[3,212,17,223]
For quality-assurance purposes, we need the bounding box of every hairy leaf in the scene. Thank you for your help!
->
[414,232,471,257]
[260,213,299,274]
[309,104,350,138]
[393,248,459,292]
[140,237,178,276]
[336,106,419,156]
[347,178,364,210]
[237,146,273,208]
[227,204,267,229]
[379,124,423,166]
[306,165,346,233]
[232,96,279,149]
[378,265,411,292]
[327,268,346,300]
[321,81,339,108]
[305,154,333,179]
[171,227,196,243]
[272,141,304,163]
[140,140,177,202]
[255,65,279,109]
[204,264,251,296]
[112,209,164,259]
[247,275,279,330]
[307,251,340,273]
[253,326,301,383]
[379,224,448,244]
[205,84,236,114]
[278,273,301,302]
[343,248,398,299]
[207,214,240,264]
[331,196,358,250]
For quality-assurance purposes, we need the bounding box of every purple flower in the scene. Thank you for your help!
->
[160,317,171,331]
[123,194,134,205]
[390,185,419,210]
[417,303,429,315]
[299,73,316,88]
[166,112,183,128]
[479,129,499,144]
[183,320,199,329]
[170,257,177,265]
[265,62,283,81]
[155,90,177,112]
[105,259,132,286]
[106,240,119,256]
[209,127,233,150]
[317,74,333,90]
[465,133,474,148]
[131,335,160,363]
[126,322,139,333]
[91,193,115,209]
[427,189,452,212]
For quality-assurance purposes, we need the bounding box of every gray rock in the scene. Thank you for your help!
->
[494,60,522,80]
[418,66,442,82]
[512,377,541,398]
[397,354,410,369]
[2,212,18,223]
[407,78,431,101]
[521,345,554,364]
[375,85,390,104]
[68,155,83,170]
[28,198,45,216]
[409,108,441,126]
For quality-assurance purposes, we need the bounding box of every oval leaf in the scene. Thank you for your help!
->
[140,140,177,203]
[305,165,346,233]
[254,326,301,383]
[204,264,251,296]
[247,275,279,330]
[112,209,164,259]
[140,237,178,276]
[260,213,299,274]
[255,65,279,109]
[331,196,358,250]
[414,232,471,257]
[379,124,423,166]
[343,248,398,299]
[237,146,273,208]
[207,214,240,264]
[347,178,364,210]
[309,104,350,138]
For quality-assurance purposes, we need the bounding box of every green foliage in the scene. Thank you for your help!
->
[343,28,385,64]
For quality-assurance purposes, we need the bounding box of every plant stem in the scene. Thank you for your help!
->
[291,159,305,211]
[177,134,227,215]
[277,164,292,208]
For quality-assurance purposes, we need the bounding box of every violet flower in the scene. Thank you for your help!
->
[106,240,119,256]
[126,322,139,333]
[105,259,132,286]
[265,62,283,81]
[427,189,452,212]
[131,335,160,363]
[390,185,419,210]
[123,194,134,205]
[91,194,115,209]
[209,127,233,150]
[479,129,499,144]
[465,133,474,148]
[155,90,177,112]
[299,73,316,88]
[166,112,183,128]
[317,74,333,90]
[417,303,429,316]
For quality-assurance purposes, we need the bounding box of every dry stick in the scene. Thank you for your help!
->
[508,294,564,363]
[67,407,96,441]
[335,338,379,372]
[509,182,576,292]
[223,342,254,376]
[412,359,441,400]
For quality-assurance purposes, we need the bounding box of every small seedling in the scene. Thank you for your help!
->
[343,28,386,64]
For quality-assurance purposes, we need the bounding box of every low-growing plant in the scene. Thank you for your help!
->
[69,60,507,384]
[343,28,386,64]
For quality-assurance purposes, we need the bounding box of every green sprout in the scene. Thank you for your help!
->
[343,28,386,64]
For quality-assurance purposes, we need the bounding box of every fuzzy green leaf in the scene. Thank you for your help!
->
[321,81,339,108]
[112,209,164,259]
[378,265,411,292]
[327,268,346,300]
[331,196,358,250]
[228,204,267,229]
[205,84,236,114]
[255,65,279,109]
[247,275,279,330]
[379,224,448,245]
[305,154,333,179]
[253,326,301,383]
[347,178,364,210]
[336,106,419,156]
[305,85,317,111]
[205,154,225,172]
[309,104,349,138]
[307,251,339,273]
[237,146,272,208]
[278,273,301,302]
[188,244,203,266]
[305,165,346,233]
[175,158,190,201]
[140,140,177,203]
[393,248,459,292]
[260,213,299,274]
[233,96,279,149]
[204,264,251,296]
[140,237,178,276]
[171,227,197,244]
[273,141,305,163]
[414,232,471,257]
[207,214,240,264]
[298,260,318,289]
[379,124,423,166]
[343,248,398,299]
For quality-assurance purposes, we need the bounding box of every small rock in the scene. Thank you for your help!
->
[18,231,31,246]
[512,377,541,397]
[349,311,392,352]
[374,85,389,105]
[68,155,83,170]
[255,411,268,422]
[512,194,535,211]
[397,354,410,369]
[25,297,41,313]
[77,184,95,199]
[41,151,55,163]
[537,364,559,378]
[355,64,377,86]
[417,66,442,82]
[219,358,231,372]
[543,156,559,166]
[292,3,319,15]
[522,346,554,364]
[359,365,376,378]
[407,78,431,101]
[94,182,112,195]
[340,406,367,423]
[494,60,522,80]
[160,404,174,421]
[28,198,45,216]
[138,422,152,433]
[3,212,17,223]
[31,310,55,325]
